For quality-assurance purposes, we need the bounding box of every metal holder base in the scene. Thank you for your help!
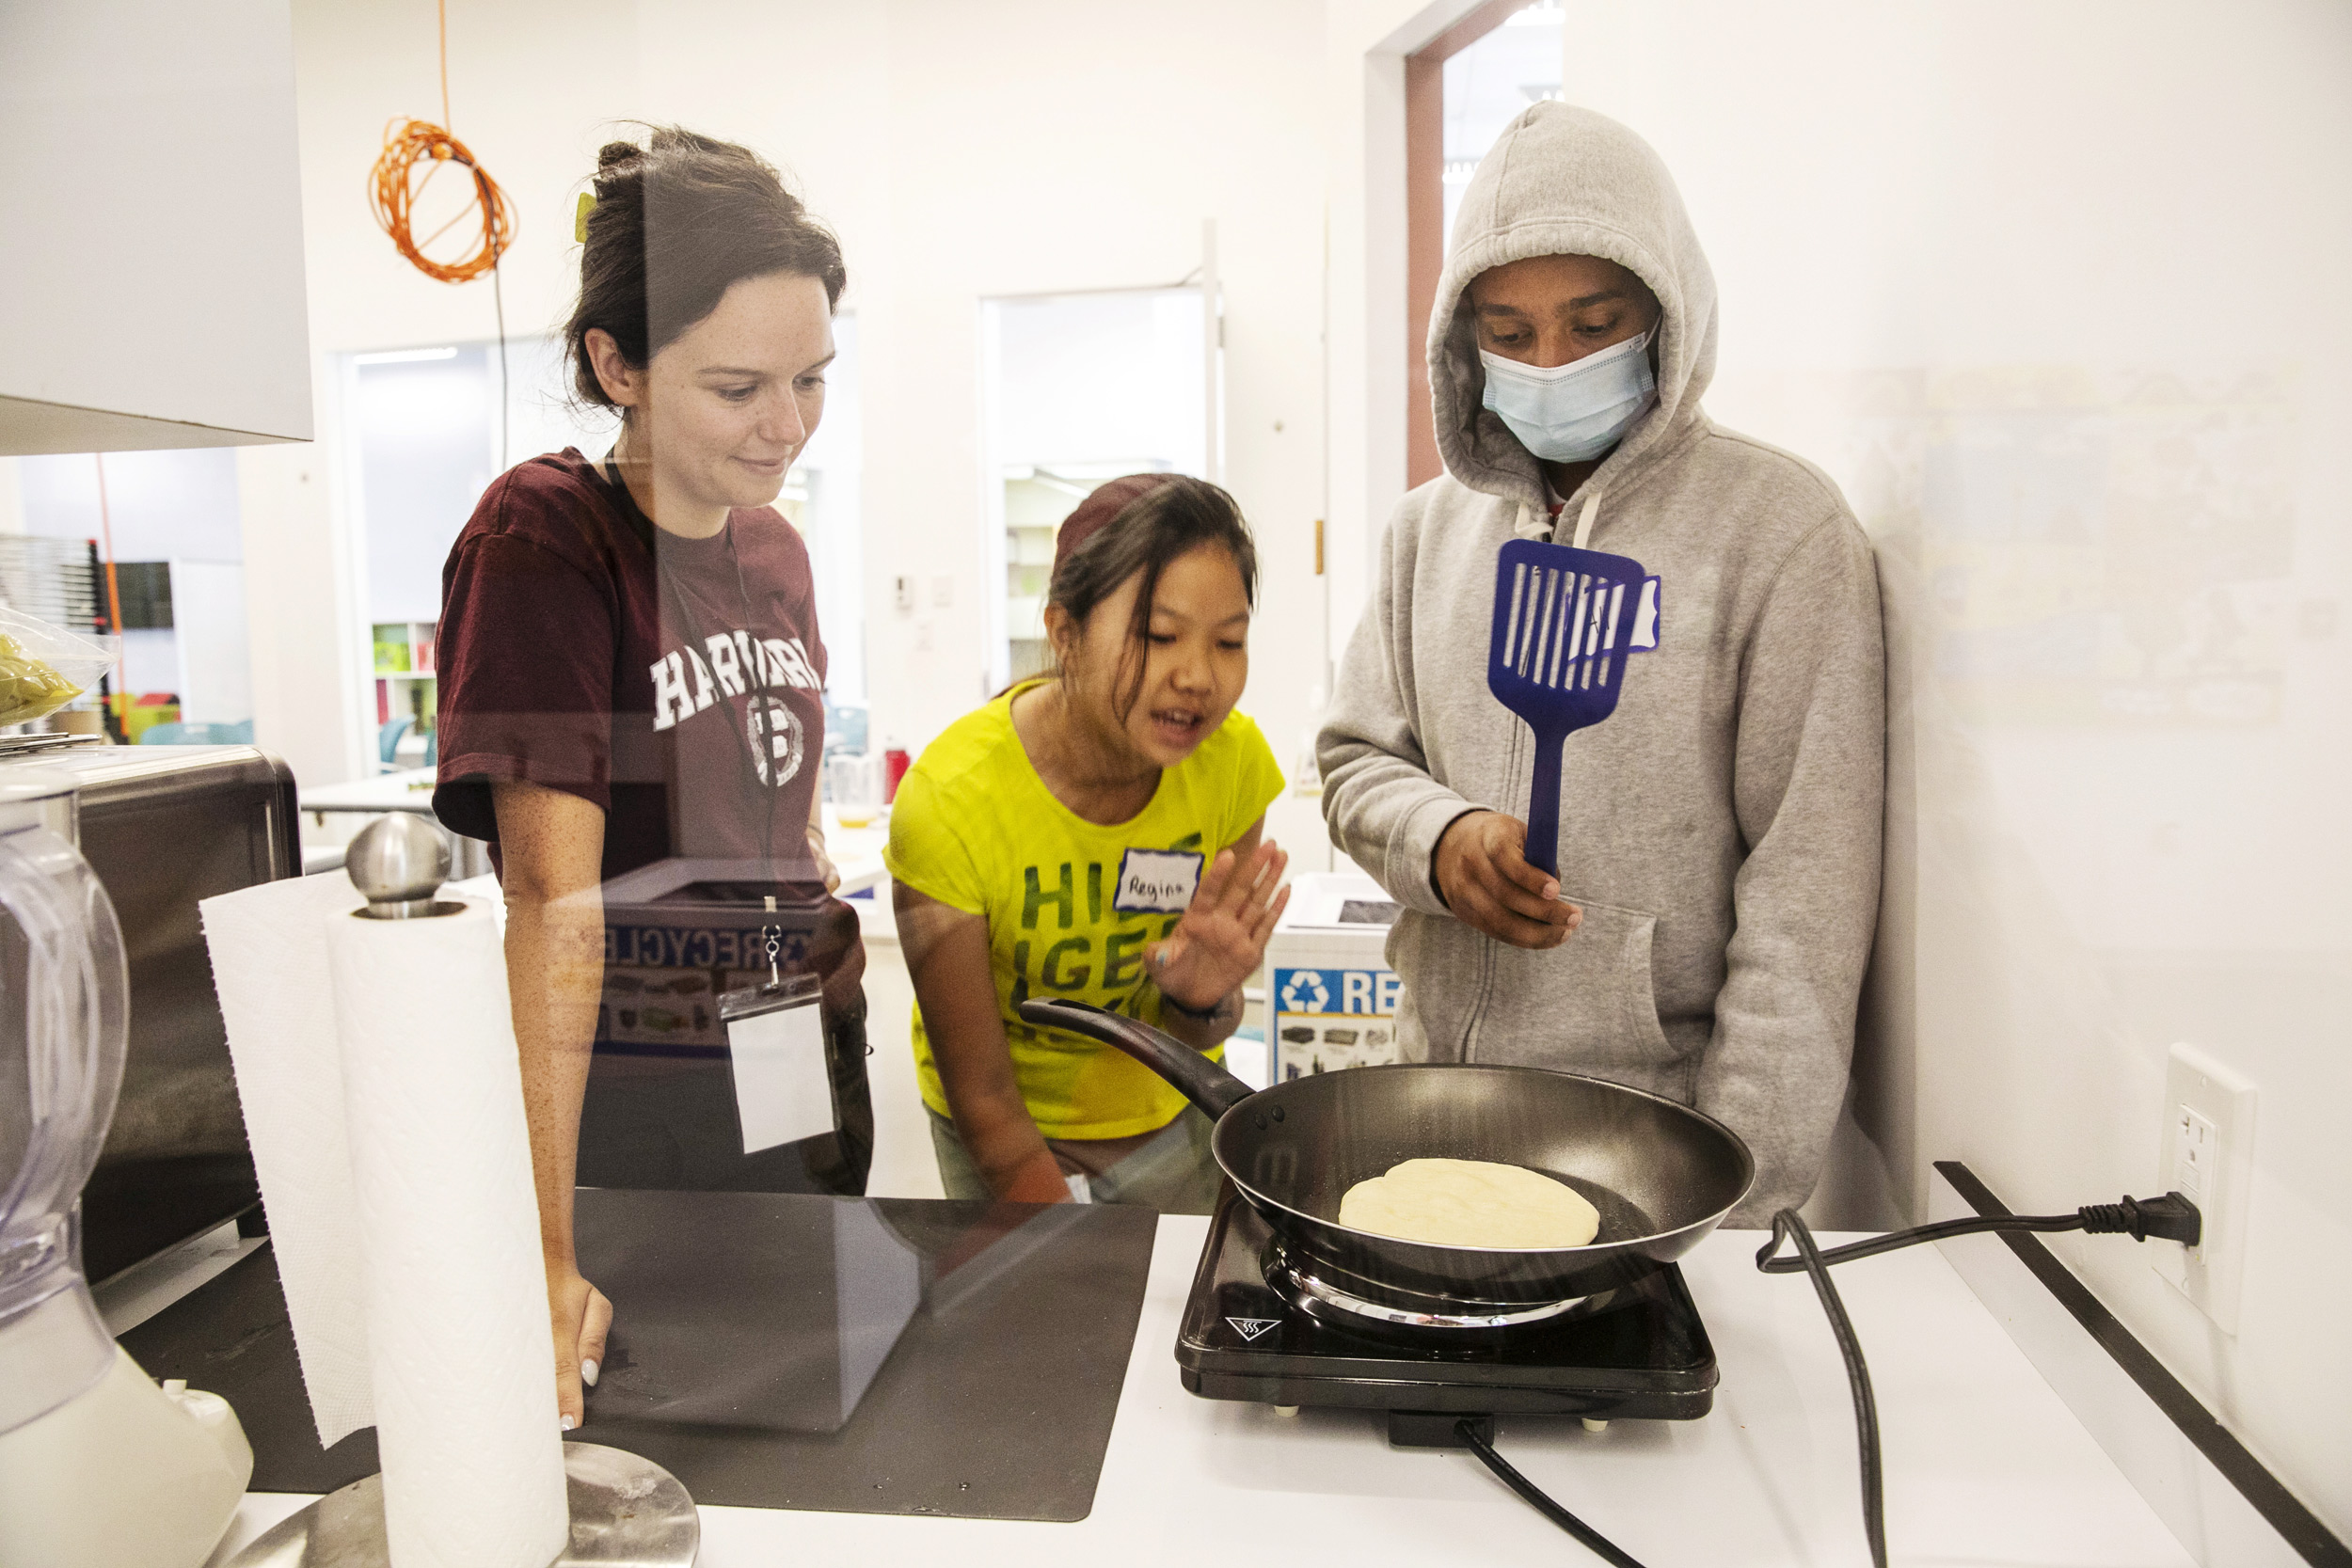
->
[225,1442,697,1567]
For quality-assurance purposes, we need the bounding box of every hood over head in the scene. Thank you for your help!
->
[1430,103,1718,529]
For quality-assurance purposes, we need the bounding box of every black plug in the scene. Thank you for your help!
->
[2078,1193,2201,1245]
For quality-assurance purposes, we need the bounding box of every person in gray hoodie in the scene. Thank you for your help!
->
[1319,103,1883,1223]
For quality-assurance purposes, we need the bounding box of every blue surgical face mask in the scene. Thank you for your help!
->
[1479,325,1659,464]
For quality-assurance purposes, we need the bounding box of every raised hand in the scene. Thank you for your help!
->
[1147,839,1291,1014]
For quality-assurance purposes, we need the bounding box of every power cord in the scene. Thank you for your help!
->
[1451,1192,2201,1568]
[1756,1193,2201,1568]
[1455,1417,1647,1567]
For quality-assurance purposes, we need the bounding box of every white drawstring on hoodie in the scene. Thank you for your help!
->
[1514,491,1603,549]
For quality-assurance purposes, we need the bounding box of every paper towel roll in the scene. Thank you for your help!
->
[199,873,374,1446]
[326,897,566,1568]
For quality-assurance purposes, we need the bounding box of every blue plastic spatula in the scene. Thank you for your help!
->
[1486,536,1662,877]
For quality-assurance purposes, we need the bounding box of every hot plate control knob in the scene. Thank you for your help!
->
[1581,1418,1610,1433]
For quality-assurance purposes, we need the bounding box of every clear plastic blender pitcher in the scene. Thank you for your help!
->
[0,771,253,1568]
[0,774,129,1431]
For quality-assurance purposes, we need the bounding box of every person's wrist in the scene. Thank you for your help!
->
[1159,984,1229,1021]
[1002,1150,1073,1204]
[1430,809,1484,911]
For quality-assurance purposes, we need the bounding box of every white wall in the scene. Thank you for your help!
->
[17,450,244,563]
[170,562,254,724]
[238,391,371,793]
[1552,0,2352,1536]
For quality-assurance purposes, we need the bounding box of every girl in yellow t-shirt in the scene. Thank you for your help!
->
[885,474,1289,1212]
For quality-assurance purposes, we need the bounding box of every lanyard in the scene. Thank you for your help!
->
[602,454,782,876]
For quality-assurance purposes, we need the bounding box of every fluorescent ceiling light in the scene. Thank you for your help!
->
[354,346,458,366]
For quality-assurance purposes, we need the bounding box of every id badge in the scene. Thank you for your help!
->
[718,970,834,1155]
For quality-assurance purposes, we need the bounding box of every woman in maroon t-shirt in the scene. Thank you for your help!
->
[431,127,864,1430]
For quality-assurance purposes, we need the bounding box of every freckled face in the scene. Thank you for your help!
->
[593,270,835,517]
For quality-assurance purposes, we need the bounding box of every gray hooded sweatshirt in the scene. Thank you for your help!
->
[1320,103,1883,1222]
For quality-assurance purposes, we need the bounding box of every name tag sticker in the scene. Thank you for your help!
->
[1114,848,1203,914]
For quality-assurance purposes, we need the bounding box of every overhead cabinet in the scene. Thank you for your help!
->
[0,0,311,456]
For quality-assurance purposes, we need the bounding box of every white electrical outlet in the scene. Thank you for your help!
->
[2151,1042,2256,1333]
[930,575,954,608]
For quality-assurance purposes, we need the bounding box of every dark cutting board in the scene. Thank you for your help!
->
[117,1190,1159,1522]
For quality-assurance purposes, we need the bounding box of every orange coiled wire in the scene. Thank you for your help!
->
[368,119,516,284]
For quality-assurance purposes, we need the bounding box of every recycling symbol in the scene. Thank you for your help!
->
[1279,971,1329,1013]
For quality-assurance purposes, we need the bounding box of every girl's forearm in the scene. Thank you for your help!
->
[949,1088,1071,1202]
[504,885,605,1266]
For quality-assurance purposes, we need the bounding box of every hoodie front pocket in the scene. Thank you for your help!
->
[1470,895,1679,1070]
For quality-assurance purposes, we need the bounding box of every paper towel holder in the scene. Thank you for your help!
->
[344,815,467,920]
[223,1439,699,1566]
[221,821,703,1564]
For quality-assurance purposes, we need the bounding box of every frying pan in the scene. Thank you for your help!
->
[1020,999,1753,1320]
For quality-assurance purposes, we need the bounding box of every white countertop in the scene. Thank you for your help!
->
[297,767,441,814]
[210,1219,2191,1566]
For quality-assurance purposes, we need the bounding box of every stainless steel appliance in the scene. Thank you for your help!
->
[0,742,299,1281]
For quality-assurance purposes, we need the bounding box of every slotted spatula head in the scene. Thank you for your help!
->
[1486,536,1662,876]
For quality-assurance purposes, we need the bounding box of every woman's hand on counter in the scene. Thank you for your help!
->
[549,1265,612,1430]
[1147,836,1290,1014]
[1432,811,1583,949]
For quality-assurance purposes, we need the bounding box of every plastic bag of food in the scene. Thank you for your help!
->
[0,606,119,729]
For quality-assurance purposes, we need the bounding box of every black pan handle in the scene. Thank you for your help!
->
[1017,999,1256,1118]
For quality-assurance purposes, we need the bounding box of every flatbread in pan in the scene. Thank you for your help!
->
[1339,1157,1601,1249]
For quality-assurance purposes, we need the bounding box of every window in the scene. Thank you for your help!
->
[977,288,1211,692]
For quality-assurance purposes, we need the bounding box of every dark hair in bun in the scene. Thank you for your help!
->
[564,125,846,410]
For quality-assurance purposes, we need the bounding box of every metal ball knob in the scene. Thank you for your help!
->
[344,815,453,919]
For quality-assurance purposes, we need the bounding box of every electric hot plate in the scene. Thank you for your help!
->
[1176,1188,1717,1445]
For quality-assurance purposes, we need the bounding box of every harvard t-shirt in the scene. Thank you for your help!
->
[432,448,827,884]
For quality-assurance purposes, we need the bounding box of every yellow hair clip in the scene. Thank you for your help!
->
[573,191,596,244]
